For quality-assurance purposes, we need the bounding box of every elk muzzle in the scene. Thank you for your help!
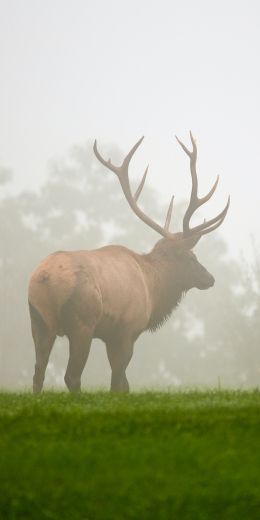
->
[195,268,215,290]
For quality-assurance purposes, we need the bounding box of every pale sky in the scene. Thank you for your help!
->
[0,0,259,257]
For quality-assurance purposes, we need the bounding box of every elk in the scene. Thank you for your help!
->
[28,132,229,393]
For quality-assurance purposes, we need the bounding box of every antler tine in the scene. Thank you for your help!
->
[175,132,195,158]
[176,133,199,233]
[190,196,230,236]
[164,195,174,232]
[199,176,219,205]
[122,136,145,169]
[94,137,145,177]
[93,140,120,175]
[134,165,149,202]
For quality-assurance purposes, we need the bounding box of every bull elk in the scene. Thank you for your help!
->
[28,132,229,393]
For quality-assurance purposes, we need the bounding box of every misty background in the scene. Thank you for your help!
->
[0,0,259,389]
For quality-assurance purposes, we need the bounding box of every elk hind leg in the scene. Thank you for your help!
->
[30,304,56,394]
[64,324,93,392]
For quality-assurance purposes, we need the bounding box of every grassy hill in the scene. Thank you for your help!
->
[0,390,260,519]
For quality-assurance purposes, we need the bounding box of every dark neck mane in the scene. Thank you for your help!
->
[142,243,186,332]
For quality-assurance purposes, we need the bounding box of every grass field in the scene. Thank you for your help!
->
[0,390,260,520]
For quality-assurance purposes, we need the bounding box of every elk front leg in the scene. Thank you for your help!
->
[106,339,134,392]
[65,324,93,392]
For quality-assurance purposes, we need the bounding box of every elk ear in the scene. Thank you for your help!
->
[175,234,201,251]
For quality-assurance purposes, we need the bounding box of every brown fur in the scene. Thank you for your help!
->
[28,236,214,393]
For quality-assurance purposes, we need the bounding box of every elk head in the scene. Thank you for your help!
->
[93,132,230,292]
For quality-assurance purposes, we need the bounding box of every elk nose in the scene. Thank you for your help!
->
[209,274,215,287]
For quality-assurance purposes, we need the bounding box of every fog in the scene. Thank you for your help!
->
[0,0,259,390]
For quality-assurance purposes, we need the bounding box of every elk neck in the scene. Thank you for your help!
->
[141,238,186,332]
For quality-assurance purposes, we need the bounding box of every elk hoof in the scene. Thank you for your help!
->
[64,374,81,393]
[33,383,43,394]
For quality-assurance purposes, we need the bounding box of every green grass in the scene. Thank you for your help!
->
[0,390,260,520]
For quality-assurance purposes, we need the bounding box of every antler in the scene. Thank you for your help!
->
[93,137,175,238]
[93,134,229,241]
[176,132,230,236]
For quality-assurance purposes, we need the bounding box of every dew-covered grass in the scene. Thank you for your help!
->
[0,390,260,519]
